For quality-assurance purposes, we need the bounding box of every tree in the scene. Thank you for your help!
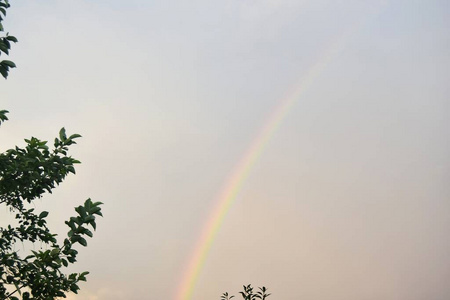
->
[0,0,18,79]
[0,110,103,299]
[1,2,103,299]
[222,285,271,300]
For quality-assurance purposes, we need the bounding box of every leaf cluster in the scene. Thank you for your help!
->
[0,112,103,299]
[0,0,18,79]
[0,127,81,210]
[222,284,271,300]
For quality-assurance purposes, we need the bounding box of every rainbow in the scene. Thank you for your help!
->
[175,43,342,300]
[175,4,388,298]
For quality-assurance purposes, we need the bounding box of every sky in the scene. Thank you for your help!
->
[1,0,449,299]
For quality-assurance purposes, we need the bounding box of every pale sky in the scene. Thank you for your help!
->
[1,0,449,299]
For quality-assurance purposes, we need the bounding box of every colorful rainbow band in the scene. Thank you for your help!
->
[175,3,388,298]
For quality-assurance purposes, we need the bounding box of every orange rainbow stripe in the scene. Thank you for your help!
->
[175,3,388,298]
[175,41,343,300]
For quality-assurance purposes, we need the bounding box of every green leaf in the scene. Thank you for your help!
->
[62,258,68,267]
[0,64,8,78]
[6,35,18,42]
[75,205,87,218]
[84,215,95,222]
[0,40,9,54]
[90,206,102,216]
[90,220,97,230]
[85,229,94,237]
[69,133,82,139]
[59,127,67,141]
[69,283,79,294]
[78,237,87,246]
[50,248,60,256]
[0,59,15,67]
[39,211,49,218]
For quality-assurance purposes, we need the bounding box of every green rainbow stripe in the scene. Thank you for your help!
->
[175,43,341,300]
[174,4,388,298]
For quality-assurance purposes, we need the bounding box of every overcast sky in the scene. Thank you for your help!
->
[1,0,449,299]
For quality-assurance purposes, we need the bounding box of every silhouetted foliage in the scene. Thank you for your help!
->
[0,0,18,79]
[0,111,103,299]
[222,284,271,300]
[1,3,103,298]
[221,291,234,300]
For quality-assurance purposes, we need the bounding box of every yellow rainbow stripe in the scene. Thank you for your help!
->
[175,3,388,298]
[175,43,342,300]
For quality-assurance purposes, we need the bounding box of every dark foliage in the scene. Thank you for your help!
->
[0,111,103,299]
[0,0,18,79]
